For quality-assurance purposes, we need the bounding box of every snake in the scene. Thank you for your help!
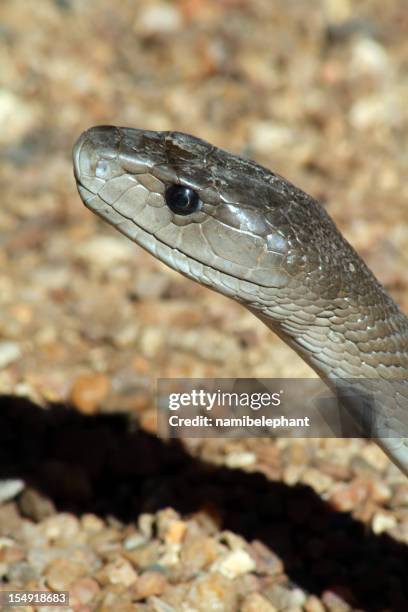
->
[73,125,408,476]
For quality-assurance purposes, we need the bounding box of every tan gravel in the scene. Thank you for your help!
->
[0,0,407,610]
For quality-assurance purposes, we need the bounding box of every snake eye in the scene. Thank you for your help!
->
[165,185,201,216]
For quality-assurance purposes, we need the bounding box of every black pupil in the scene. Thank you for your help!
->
[165,185,200,216]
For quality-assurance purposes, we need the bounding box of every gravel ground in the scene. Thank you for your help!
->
[0,0,407,610]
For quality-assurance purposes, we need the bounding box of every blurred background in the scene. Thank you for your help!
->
[0,1,408,610]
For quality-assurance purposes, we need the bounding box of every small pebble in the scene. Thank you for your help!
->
[112,322,140,347]
[241,592,278,612]
[329,479,369,511]
[81,514,105,533]
[131,570,167,600]
[305,595,327,612]
[158,542,181,568]
[324,0,352,22]
[156,508,182,541]
[124,541,161,570]
[371,511,397,534]
[102,556,138,587]
[0,541,25,563]
[265,584,307,609]
[0,341,21,368]
[40,513,80,542]
[350,38,390,77]
[250,540,283,576]
[139,326,164,358]
[322,589,352,611]
[137,4,182,35]
[149,596,176,612]
[249,121,295,154]
[283,464,304,485]
[124,533,147,550]
[0,89,38,144]
[70,576,100,605]
[163,520,187,545]
[18,487,55,521]
[370,479,392,504]
[349,93,401,130]
[185,572,238,610]
[211,549,256,579]
[45,558,87,590]
[302,467,333,493]
[131,272,170,300]
[70,372,110,414]
[0,479,25,504]
[180,535,220,573]
[76,235,134,269]
[138,513,155,539]
[359,443,390,472]
[392,483,408,507]
[225,451,256,469]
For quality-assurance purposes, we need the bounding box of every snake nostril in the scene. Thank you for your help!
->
[165,184,201,216]
[95,159,111,179]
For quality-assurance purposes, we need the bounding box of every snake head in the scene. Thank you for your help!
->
[73,126,378,315]
[73,126,300,303]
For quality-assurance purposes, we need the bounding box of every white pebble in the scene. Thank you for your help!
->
[0,479,25,504]
[211,549,256,578]
[349,93,401,129]
[350,38,390,77]
[372,512,397,534]
[137,5,182,35]
[76,235,134,269]
[225,451,256,469]
[249,121,294,154]
[0,89,38,145]
[0,341,21,368]
[105,556,137,586]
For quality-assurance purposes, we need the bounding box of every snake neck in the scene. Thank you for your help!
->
[252,297,408,472]
[250,287,408,383]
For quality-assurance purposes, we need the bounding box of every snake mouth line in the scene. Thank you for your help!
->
[92,187,276,295]
[73,153,290,293]
[86,177,291,293]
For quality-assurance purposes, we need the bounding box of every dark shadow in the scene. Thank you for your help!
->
[0,394,407,610]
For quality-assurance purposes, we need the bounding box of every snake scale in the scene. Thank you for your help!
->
[73,125,408,476]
